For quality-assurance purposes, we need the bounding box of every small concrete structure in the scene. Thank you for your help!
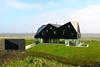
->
[0,38,25,51]
[5,39,25,50]
[0,39,5,50]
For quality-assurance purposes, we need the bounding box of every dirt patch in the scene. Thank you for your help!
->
[0,50,27,66]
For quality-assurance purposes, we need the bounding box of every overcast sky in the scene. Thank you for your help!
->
[0,0,100,33]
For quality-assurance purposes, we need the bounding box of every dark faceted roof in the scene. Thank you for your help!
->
[50,24,61,28]
[35,21,81,39]
[36,24,61,35]
[36,25,46,35]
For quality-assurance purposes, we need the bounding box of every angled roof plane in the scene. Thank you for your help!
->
[35,21,81,39]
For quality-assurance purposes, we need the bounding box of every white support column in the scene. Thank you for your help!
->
[76,39,80,46]
[40,38,43,43]
[65,39,69,46]
[68,40,69,46]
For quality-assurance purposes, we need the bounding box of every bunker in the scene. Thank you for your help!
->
[0,38,25,51]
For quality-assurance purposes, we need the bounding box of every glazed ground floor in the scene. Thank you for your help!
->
[35,38,80,46]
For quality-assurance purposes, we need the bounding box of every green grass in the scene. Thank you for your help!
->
[27,41,100,65]
[2,56,67,67]
[25,39,34,45]
[2,40,100,66]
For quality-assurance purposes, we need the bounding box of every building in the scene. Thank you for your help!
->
[35,21,81,46]
[0,38,25,51]
[0,39,5,50]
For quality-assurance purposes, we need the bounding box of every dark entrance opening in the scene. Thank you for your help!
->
[5,39,19,50]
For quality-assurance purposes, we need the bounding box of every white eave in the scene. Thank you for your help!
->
[71,21,79,32]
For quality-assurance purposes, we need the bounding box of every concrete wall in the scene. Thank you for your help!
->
[0,39,5,50]
[0,39,25,51]
[5,39,25,51]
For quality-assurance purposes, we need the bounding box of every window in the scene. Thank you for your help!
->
[54,31,56,34]
[46,30,48,32]
[68,25,70,28]
[71,33,74,36]
[50,27,52,30]
[42,32,44,35]
[63,30,65,35]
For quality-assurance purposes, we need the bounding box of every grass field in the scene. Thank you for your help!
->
[25,39,34,45]
[27,41,100,64]
[2,56,67,67]
[1,40,100,67]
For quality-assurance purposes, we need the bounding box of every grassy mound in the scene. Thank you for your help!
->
[1,40,100,66]
[27,41,100,65]
[25,39,34,46]
[2,56,67,67]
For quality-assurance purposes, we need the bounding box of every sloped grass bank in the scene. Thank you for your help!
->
[27,41,100,65]
[2,56,67,67]
[0,51,27,67]
[25,39,34,46]
[1,40,100,66]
